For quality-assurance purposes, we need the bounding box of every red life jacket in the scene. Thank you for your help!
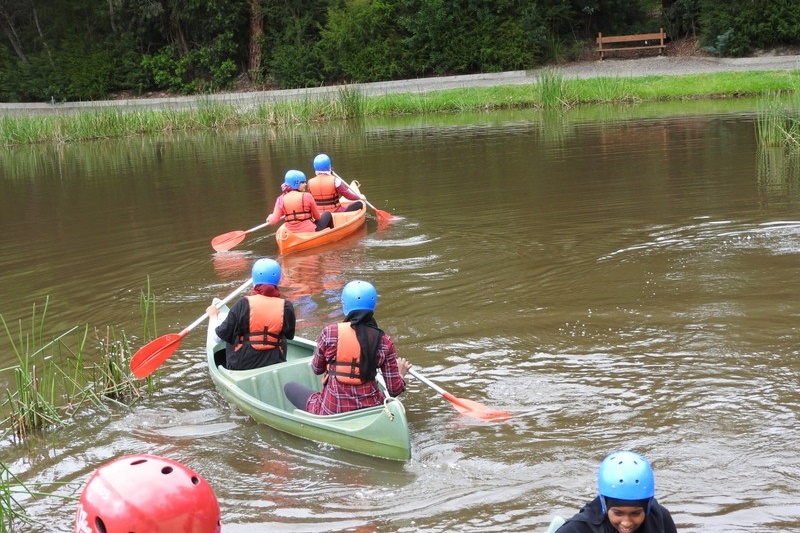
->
[308,174,339,212]
[235,295,285,351]
[283,191,313,222]
[327,323,364,385]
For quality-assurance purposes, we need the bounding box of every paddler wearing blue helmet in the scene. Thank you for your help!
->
[206,258,296,370]
[549,451,677,533]
[283,280,411,414]
[266,169,333,233]
[307,153,365,213]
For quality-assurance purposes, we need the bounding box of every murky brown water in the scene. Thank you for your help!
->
[1,100,799,532]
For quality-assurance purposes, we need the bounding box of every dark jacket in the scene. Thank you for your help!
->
[556,497,677,533]
[214,296,296,370]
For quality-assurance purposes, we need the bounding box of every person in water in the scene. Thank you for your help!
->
[284,280,411,414]
[307,153,364,213]
[206,258,296,370]
[74,454,221,533]
[266,169,333,232]
[550,450,677,533]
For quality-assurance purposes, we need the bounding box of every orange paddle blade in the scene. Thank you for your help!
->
[373,207,394,221]
[443,392,512,421]
[129,332,186,379]
[211,230,247,252]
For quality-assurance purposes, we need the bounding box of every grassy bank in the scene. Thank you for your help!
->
[2,69,800,146]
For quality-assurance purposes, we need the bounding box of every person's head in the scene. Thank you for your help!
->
[284,169,307,191]
[597,451,655,532]
[341,280,378,316]
[252,258,281,287]
[74,454,220,533]
[313,153,331,173]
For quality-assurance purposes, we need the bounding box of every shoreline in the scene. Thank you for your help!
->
[2,55,800,116]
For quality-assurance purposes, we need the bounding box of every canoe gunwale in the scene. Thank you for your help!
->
[275,204,367,254]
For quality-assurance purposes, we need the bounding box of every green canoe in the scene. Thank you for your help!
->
[205,301,412,461]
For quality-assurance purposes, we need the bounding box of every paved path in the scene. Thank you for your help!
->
[2,54,800,115]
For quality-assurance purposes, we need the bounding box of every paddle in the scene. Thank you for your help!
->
[407,367,511,421]
[129,278,252,379]
[332,171,394,221]
[211,221,271,252]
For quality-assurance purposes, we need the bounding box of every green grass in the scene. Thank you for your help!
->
[2,69,800,145]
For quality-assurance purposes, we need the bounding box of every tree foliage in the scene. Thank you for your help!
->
[0,0,798,102]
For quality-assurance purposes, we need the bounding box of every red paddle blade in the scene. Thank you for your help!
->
[129,333,186,379]
[211,230,247,252]
[374,208,394,221]
[443,392,512,421]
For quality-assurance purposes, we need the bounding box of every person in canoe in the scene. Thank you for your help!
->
[307,153,365,213]
[548,450,677,533]
[266,169,334,232]
[284,280,411,414]
[206,258,296,370]
[74,454,221,533]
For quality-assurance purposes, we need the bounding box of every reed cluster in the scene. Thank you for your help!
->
[756,92,800,147]
[0,298,150,440]
[0,462,33,532]
[3,70,800,146]
[0,287,158,528]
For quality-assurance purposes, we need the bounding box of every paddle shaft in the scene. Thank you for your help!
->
[130,278,252,378]
[244,221,271,236]
[408,367,447,395]
[332,171,391,218]
[337,173,378,211]
[187,278,253,332]
[212,221,272,252]
[407,367,511,420]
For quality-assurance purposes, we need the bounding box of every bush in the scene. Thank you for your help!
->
[698,0,800,56]
[318,0,405,82]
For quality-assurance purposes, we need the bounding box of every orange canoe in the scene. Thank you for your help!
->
[275,204,367,255]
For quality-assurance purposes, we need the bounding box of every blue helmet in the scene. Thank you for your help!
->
[313,153,331,173]
[597,451,655,514]
[284,169,307,190]
[341,280,377,316]
[252,258,281,286]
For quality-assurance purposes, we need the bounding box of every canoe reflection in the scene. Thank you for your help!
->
[278,244,367,329]
[211,250,252,281]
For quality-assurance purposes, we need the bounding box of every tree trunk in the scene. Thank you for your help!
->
[248,0,263,74]
[108,0,117,34]
[31,3,54,66]
[0,12,28,64]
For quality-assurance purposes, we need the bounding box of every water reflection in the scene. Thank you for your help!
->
[212,250,253,282]
[2,103,800,532]
[278,233,369,332]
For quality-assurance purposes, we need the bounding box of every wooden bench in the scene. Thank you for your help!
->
[596,28,666,60]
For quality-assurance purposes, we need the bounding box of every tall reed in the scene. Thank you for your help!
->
[0,298,65,438]
[536,69,567,109]
[0,461,34,532]
[756,93,793,147]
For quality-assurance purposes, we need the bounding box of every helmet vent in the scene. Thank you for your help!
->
[191,476,201,485]
[161,466,173,475]
[94,517,108,533]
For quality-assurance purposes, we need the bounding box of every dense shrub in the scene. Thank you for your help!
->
[3,0,800,99]
[266,14,325,89]
[317,0,405,82]
[395,0,532,76]
[664,0,700,39]
[699,0,800,56]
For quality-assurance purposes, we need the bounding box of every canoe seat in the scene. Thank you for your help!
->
[218,358,321,412]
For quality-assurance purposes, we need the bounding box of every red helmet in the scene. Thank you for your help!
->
[74,454,221,533]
